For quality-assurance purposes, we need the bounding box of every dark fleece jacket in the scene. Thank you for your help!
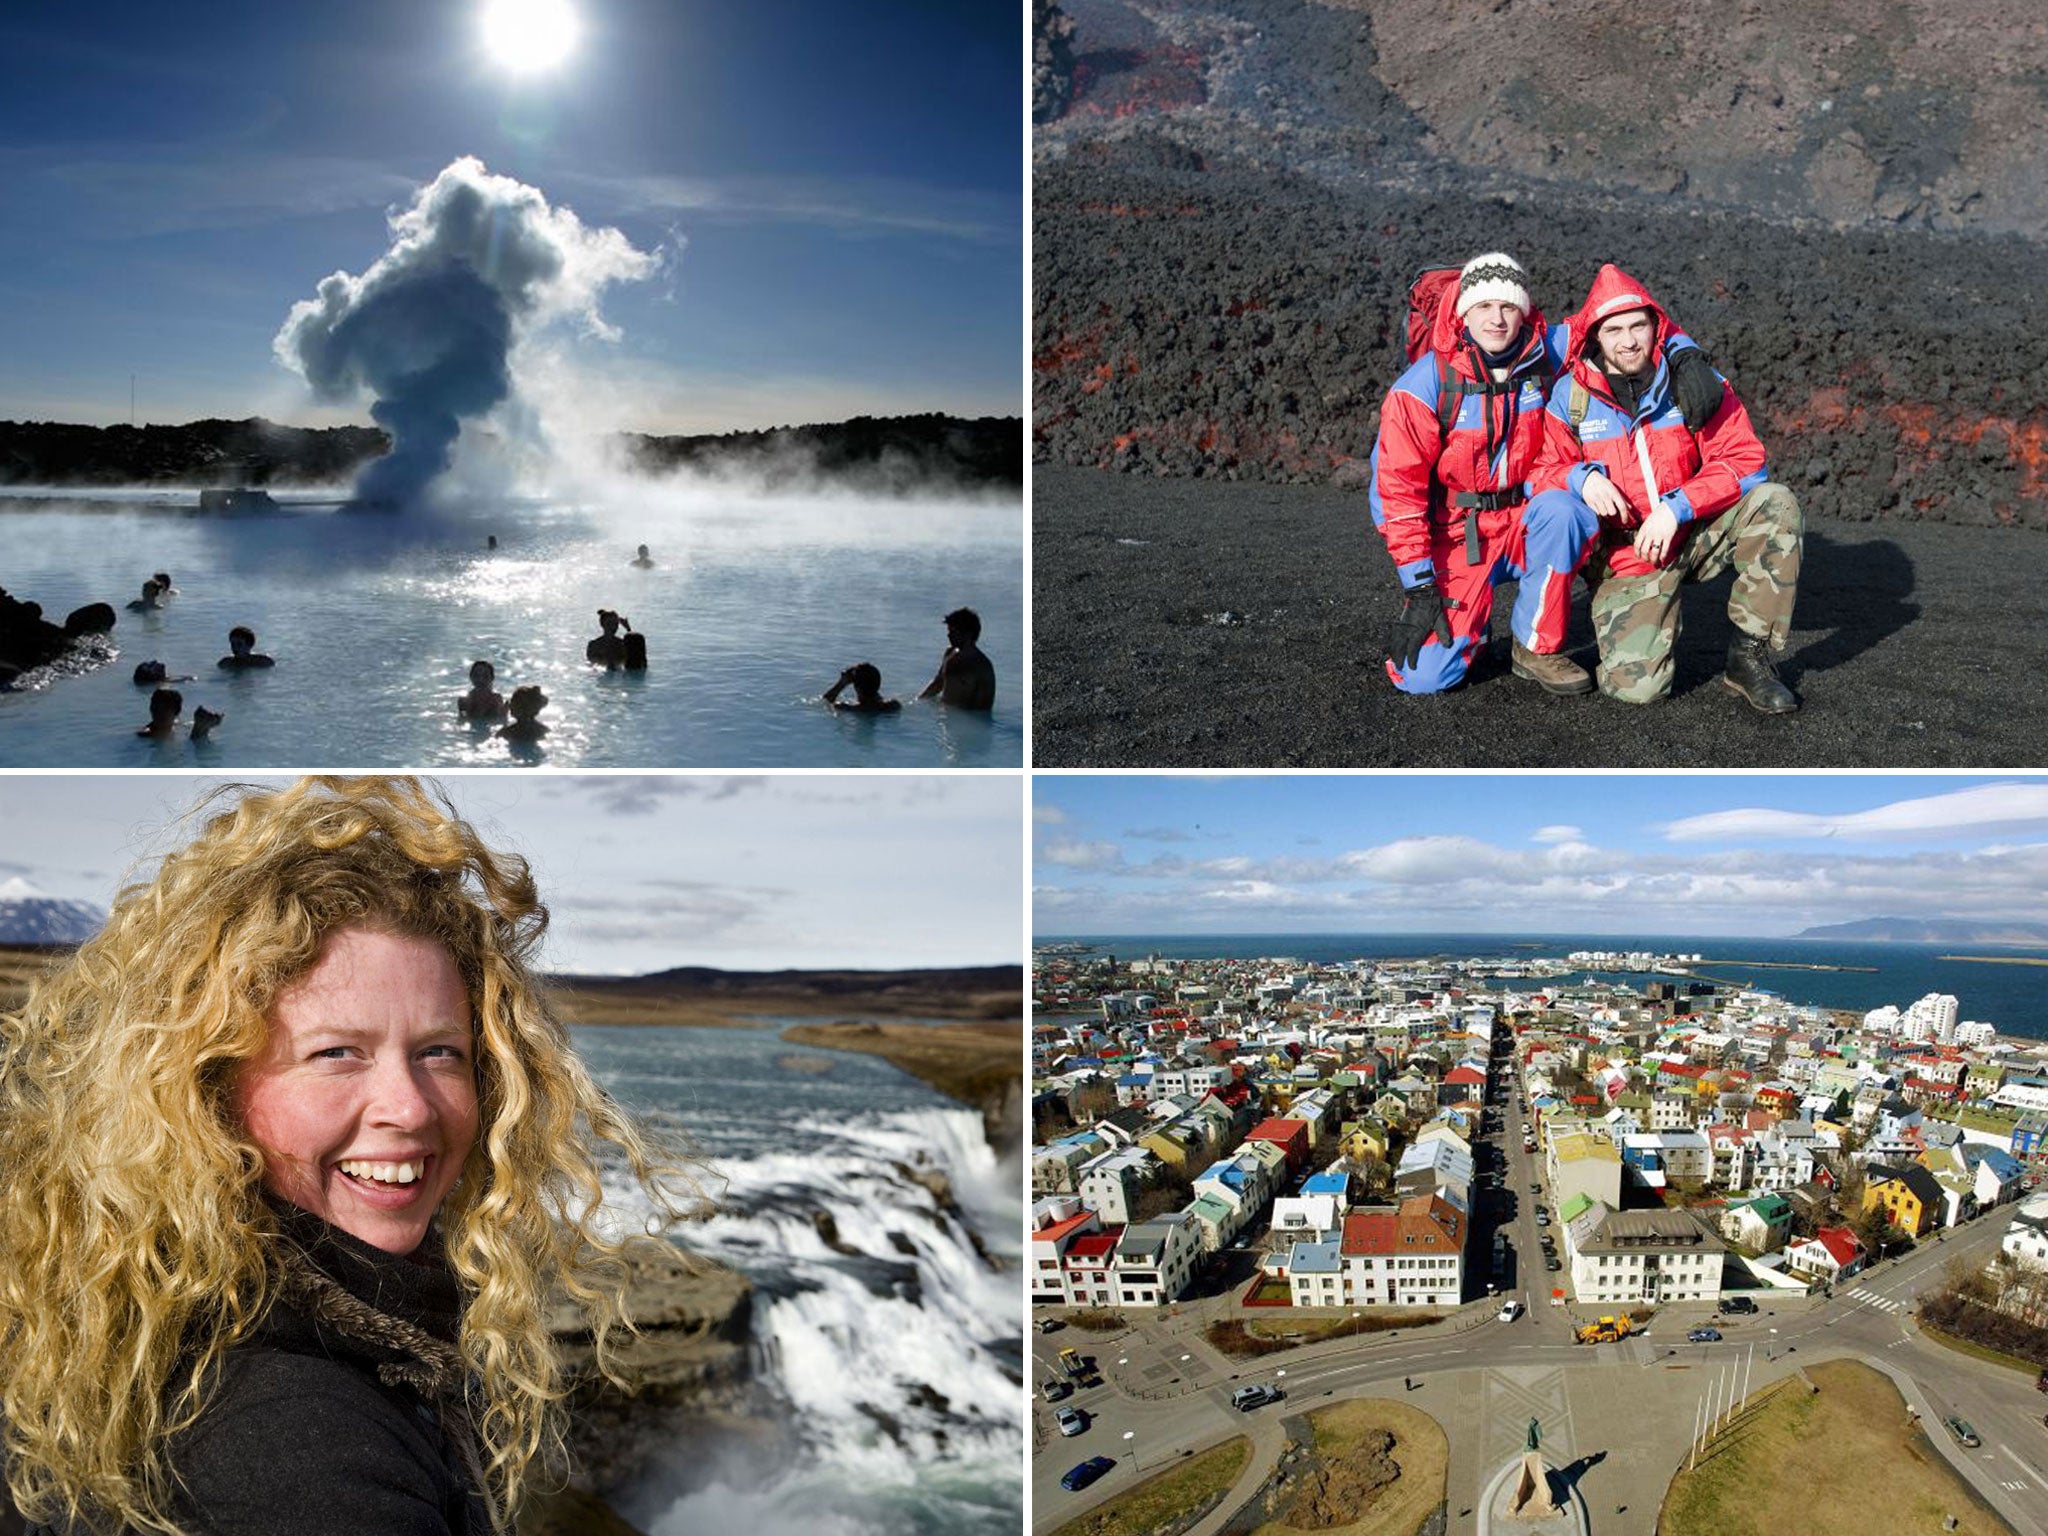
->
[27,1202,493,1536]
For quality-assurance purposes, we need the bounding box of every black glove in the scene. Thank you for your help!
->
[1389,579,1454,673]
[1668,346,1725,432]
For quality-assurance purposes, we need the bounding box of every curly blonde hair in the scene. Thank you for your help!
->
[0,776,715,1534]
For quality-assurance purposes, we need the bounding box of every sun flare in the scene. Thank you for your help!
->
[480,0,580,75]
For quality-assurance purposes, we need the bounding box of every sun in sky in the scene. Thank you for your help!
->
[479,0,581,75]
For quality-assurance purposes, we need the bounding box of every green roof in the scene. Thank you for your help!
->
[1559,1191,1594,1224]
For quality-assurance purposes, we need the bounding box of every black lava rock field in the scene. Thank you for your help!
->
[1033,0,2048,765]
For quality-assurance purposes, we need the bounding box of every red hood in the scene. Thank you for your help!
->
[1565,263,1673,372]
[1429,288,1550,381]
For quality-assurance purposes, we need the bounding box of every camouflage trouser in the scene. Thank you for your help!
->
[1588,482,1803,704]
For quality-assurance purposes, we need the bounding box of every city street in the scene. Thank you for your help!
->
[1035,1126,2048,1535]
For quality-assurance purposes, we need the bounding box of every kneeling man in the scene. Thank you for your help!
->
[1534,264,1802,712]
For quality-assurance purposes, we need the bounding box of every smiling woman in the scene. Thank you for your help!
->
[479,0,581,73]
[0,777,715,1536]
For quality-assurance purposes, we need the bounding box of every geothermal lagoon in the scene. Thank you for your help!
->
[0,487,1021,768]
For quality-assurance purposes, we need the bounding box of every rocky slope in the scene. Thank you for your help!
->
[1033,0,2048,529]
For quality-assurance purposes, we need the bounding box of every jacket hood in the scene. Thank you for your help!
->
[1565,263,1673,372]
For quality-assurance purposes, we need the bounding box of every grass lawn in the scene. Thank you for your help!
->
[1658,1360,2013,1536]
[1207,1310,1446,1359]
[1246,1311,1446,1343]
[1247,1398,1448,1536]
[1918,1321,2048,1377]
[1048,1437,1252,1536]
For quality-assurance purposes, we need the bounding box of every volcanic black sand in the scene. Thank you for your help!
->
[1034,464,2046,768]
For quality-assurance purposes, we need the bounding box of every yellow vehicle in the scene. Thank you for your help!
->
[1058,1346,1088,1379]
[1573,1315,1635,1345]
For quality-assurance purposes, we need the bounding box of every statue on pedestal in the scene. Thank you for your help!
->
[1506,1416,1559,1518]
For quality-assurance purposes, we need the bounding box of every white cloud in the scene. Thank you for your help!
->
[1532,824,1584,844]
[1040,838,1124,870]
[1033,803,1069,826]
[1664,784,2048,843]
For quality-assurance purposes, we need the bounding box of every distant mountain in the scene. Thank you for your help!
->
[1794,917,2048,945]
[0,895,105,945]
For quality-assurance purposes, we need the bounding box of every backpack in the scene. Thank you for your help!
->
[1403,265,1554,446]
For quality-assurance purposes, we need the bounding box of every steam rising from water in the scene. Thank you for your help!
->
[274,156,656,506]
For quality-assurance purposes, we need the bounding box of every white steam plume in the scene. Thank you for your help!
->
[273,156,656,505]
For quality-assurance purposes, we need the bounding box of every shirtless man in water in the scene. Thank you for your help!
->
[918,607,996,711]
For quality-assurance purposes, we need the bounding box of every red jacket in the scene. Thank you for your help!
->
[1534,263,1768,577]
[1369,298,1567,586]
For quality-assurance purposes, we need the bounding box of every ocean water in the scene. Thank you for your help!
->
[0,489,1021,767]
[570,1023,1022,1536]
[1039,931,2048,1043]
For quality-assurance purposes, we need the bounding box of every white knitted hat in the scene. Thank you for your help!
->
[1455,252,1531,318]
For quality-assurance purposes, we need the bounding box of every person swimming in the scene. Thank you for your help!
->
[497,684,550,742]
[457,659,508,719]
[136,687,182,739]
[487,534,499,550]
[126,579,163,613]
[151,571,177,596]
[586,610,632,669]
[217,625,276,670]
[630,544,655,568]
[824,663,902,714]
[132,660,194,685]
[190,705,223,740]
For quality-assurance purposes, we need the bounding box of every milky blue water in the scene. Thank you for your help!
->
[0,489,1021,767]
[571,1022,1022,1536]
[1039,931,2048,1042]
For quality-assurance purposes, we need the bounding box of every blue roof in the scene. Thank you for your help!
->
[1303,1171,1350,1196]
[1286,1240,1343,1274]
[1118,1072,1152,1086]
[1967,1146,2022,1178]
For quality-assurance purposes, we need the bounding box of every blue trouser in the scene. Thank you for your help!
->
[1386,490,1599,694]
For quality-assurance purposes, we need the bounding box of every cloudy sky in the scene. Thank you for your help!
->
[1034,776,2048,937]
[0,774,1022,974]
[0,0,1017,431]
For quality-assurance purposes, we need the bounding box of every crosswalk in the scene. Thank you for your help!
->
[1998,1479,2029,1492]
[1844,1286,1904,1313]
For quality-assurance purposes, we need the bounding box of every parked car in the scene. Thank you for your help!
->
[1718,1297,1758,1315]
[1545,1257,1562,1272]
[1536,1211,1551,1227]
[1232,1384,1282,1412]
[1497,1300,1523,1323]
[1037,1317,1064,1334]
[1060,1455,1115,1491]
[1041,1378,1071,1402]
[1055,1406,1087,1438]
[1687,1327,1722,1343]
[1943,1416,1981,1448]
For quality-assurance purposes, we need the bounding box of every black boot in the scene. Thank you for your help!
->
[1721,633,1798,714]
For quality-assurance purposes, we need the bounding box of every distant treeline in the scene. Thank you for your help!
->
[622,414,1022,491]
[0,413,1023,491]
[0,418,387,487]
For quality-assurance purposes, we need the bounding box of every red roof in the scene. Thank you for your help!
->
[1035,1210,1097,1247]
[1445,1065,1487,1086]
[1065,1229,1123,1263]
[1811,1226,1863,1268]
[1339,1210,1400,1256]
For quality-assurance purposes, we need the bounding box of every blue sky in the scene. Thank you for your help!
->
[0,0,1019,431]
[1034,775,2048,938]
[0,774,1023,974]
